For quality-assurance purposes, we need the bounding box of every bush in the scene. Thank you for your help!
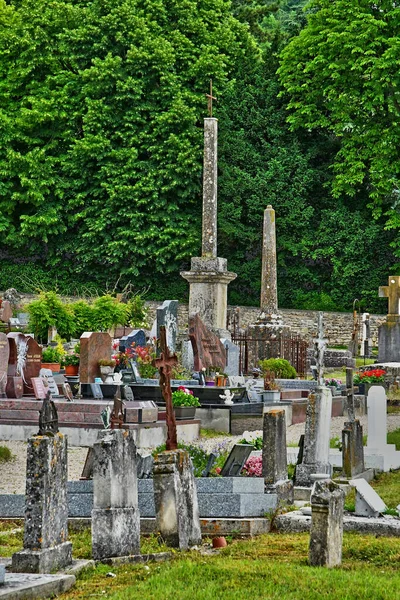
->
[42,346,64,363]
[90,295,127,331]
[259,358,297,379]
[0,445,13,462]
[26,291,74,342]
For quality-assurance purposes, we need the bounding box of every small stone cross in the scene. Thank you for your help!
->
[313,312,328,387]
[379,276,400,318]
[205,79,217,117]
[153,326,178,450]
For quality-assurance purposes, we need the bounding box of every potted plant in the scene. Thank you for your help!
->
[41,346,64,372]
[262,370,281,402]
[172,386,201,420]
[62,353,80,376]
[98,359,116,382]
[325,378,342,396]
[353,369,386,395]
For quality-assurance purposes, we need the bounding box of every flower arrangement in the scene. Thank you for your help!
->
[172,386,201,407]
[325,378,342,388]
[98,358,116,368]
[353,369,386,385]
[133,342,157,379]
[62,353,80,367]
[242,456,262,477]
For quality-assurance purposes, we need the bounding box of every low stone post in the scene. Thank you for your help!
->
[309,479,345,568]
[12,433,72,573]
[342,420,364,478]
[92,429,140,560]
[263,409,293,503]
[153,449,202,550]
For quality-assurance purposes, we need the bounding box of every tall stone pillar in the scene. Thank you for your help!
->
[181,118,236,337]
[260,205,278,316]
[263,409,293,503]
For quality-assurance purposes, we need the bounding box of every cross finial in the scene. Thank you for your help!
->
[205,79,217,117]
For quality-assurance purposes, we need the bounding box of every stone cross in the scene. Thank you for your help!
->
[205,79,217,117]
[314,312,328,387]
[153,325,178,451]
[260,204,278,315]
[202,117,218,258]
[345,367,355,422]
[379,276,400,318]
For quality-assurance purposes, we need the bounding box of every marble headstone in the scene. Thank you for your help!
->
[0,333,9,398]
[188,313,226,372]
[80,332,112,383]
[157,300,178,352]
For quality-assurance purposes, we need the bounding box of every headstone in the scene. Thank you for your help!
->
[0,332,10,398]
[40,368,60,397]
[157,300,178,352]
[23,336,42,395]
[360,313,371,357]
[6,333,41,397]
[31,377,48,400]
[181,340,194,372]
[0,300,12,323]
[0,564,4,585]
[220,444,253,477]
[80,332,112,383]
[342,367,364,477]
[221,338,239,377]
[349,479,386,517]
[364,385,400,470]
[378,276,400,361]
[137,454,154,479]
[295,387,333,486]
[11,433,72,573]
[262,409,293,503]
[188,313,226,372]
[119,329,146,351]
[309,479,345,568]
[17,313,29,327]
[90,383,103,399]
[92,429,140,560]
[153,449,202,550]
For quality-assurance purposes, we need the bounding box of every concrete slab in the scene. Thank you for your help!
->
[350,479,387,517]
[0,572,75,599]
[276,511,400,536]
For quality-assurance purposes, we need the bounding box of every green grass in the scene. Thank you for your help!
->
[200,429,230,439]
[371,470,400,508]
[57,533,400,600]
[387,429,400,450]
[0,446,13,462]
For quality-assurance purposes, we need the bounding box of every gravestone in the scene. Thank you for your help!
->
[119,329,146,351]
[6,333,29,398]
[157,300,178,352]
[263,409,293,503]
[378,276,400,361]
[80,332,112,383]
[92,429,140,560]
[350,479,386,517]
[40,368,60,397]
[309,479,345,568]
[0,300,12,323]
[342,368,364,477]
[364,385,400,470]
[220,444,253,476]
[0,332,10,398]
[23,336,42,395]
[360,313,371,357]
[0,564,4,585]
[31,377,48,400]
[153,449,202,550]
[221,338,239,377]
[188,313,226,372]
[12,432,72,573]
[182,340,194,372]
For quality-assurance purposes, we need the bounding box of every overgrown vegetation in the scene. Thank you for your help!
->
[0,446,13,463]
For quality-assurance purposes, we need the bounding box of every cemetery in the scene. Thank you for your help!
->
[1,14,400,596]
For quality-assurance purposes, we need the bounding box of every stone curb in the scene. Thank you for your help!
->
[0,573,75,600]
[96,552,172,566]
[275,511,400,536]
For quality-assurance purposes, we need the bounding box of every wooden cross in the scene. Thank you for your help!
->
[205,79,217,117]
[153,326,178,450]
[379,276,400,317]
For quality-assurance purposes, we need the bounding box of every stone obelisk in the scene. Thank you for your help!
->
[181,95,236,337]
[260,205,278,316]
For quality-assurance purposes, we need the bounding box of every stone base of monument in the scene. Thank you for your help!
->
[265,479,294,505]
[92,508,140,560]
[378,321,400,362]
[11,541,72,574]
[363,445,400,471]
[295,463,332,488]
[0,572,76,599]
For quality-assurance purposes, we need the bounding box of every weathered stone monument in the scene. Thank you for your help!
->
[221,337,240,376]
[12,399,72,573]
[309,479,345,568]
[259,205,283,328]
[296,313,332,486]
[263,409,293,503]
[188,313,226,372]
[91,429,140,560]
[181,93,236,338]
[341,368,364,478]
[360,312,371,357]
[80,332,112,383]
[378,276,400,361]
[364,385,400,470]
[0,332,9,398]
[0,300,12,324]
[157,300,178,352]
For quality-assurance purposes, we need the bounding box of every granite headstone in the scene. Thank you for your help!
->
[80,332,112,383]
[0,332,10,398]
[221,338,239,376]
[119,329,146,351]
[157,300,178,352]
[23,336,42,395]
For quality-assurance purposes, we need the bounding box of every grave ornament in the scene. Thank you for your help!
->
[153,325,178,451]
[38,391,59,437]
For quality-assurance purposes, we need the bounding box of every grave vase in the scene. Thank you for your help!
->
[41,362,60,373]
[174,406,196,420]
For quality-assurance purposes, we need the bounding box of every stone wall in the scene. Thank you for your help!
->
[145,301,385,347]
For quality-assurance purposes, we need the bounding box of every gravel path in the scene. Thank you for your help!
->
[1,415,400,495]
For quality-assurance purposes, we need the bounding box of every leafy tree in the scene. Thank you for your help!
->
[278,0,400,253]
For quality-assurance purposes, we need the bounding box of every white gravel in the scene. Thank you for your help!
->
[1,414,400,495]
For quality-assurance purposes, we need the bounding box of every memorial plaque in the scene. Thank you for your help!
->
[40,368,61,397]
[62,382,74,402]
[31,377,48,400]
[0,332,9,398]
[80,332,112,383]
[123,385,134,401]
[188,313,226,371]
[90,383,103,399]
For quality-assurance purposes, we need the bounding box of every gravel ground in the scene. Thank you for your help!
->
[1,414,400,495]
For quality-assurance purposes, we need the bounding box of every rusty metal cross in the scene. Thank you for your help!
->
[205,79,217,117]
[153,325,178,450]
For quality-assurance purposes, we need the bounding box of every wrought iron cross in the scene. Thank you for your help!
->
[205,79,217,117]
[153,326,178,450]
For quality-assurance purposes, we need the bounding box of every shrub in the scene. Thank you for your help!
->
[172,387,200,407]
[42,346,64,363]
[259,358,297,379]
[90,295,127,331]
[26,291,74,342]
[62,353,80,367]
[0,446,13,462]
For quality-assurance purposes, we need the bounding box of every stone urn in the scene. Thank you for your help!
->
[100,366,114,383]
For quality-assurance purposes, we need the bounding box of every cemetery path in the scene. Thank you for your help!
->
[1,414,400,494]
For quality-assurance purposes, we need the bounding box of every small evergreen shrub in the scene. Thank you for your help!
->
[259,358,297,379]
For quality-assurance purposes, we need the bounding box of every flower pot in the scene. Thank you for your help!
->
[174,406,196,420]
[65,365,79,376]
[212,537,227,549]
[262,390,281,403]
[205,381,215,387]
[41,362,61,373]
